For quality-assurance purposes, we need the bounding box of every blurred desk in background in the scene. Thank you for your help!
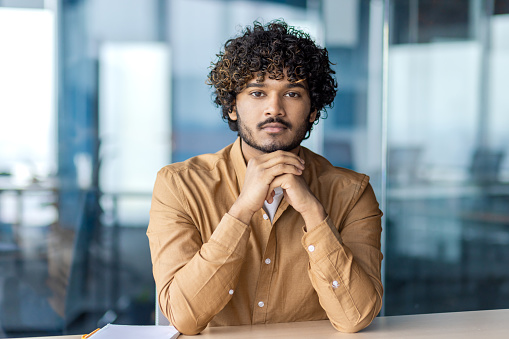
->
[387,182,509,200]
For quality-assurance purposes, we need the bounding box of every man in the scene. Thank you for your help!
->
[147,20,383,335]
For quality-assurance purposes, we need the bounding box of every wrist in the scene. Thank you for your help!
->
[301,201,326,231]
[229,200,256,225]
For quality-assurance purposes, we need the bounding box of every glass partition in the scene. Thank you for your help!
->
[385,0,509,315]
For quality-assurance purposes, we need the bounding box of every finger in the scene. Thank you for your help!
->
[273,173,310,194]
[266,174,295,201]
[269,173,292,191]
[266,185,282,203]
[247,162,301,187]
[255,151,305,171]
[265,189,276,204]
[265,163,303,180]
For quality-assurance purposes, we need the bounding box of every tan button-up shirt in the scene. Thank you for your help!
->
[147,138,383,335]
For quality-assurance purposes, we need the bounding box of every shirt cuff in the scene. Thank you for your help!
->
[209,213,250,255]
[301,216,343,263]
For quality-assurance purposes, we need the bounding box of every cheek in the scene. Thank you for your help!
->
[292,104,313,121]
[235,102,258,122]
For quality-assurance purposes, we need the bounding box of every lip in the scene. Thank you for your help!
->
[261,123,288,133]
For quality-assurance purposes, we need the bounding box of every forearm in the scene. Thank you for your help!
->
[307,248,382,332]
[155,214,250,335]
[302,217,383,332]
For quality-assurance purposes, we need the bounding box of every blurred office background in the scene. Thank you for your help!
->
[0,0,508,337]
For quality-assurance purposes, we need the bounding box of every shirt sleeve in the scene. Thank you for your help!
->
[301,175,383,333]
[147,168,251,335]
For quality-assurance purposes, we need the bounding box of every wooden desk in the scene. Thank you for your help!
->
[186,309,509,338]
[21,309,509,339]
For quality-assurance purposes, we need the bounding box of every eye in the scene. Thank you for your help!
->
[285,92,301,98]
[249,91,265,98]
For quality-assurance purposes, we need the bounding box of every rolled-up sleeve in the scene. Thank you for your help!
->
[147,168,250,335]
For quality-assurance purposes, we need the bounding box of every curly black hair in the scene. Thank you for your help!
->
[208,19,337,136]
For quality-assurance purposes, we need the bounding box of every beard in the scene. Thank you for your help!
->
[236,107,310,153]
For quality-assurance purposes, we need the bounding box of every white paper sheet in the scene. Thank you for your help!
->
[89,324,179,339]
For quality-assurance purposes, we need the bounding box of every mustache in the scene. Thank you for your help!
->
[257,117,292,129]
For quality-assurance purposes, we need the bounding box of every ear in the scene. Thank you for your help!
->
[308,109,318,123]
[229,103,238,121]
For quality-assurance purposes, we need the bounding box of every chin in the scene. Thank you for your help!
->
[260,142,298,153]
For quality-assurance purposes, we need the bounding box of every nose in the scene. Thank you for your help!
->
[264,94,285,117]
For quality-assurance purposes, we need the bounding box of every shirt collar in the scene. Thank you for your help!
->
[230,137,247,192]
[298,146,313,185]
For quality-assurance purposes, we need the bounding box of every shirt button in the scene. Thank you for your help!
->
[263,214,269,220]
[258,301,265,308]
[229,289,234,295]
[332,281,339,288]
[308,245,315,252]
[264,258,271,265]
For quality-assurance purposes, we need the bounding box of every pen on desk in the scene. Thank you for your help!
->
[81,327,101,338]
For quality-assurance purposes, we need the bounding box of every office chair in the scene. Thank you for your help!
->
[470,148,504,184]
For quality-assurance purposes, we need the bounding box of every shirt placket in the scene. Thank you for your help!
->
[252,218,278,324]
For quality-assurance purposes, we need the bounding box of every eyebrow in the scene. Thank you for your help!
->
[245,82,307,89]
